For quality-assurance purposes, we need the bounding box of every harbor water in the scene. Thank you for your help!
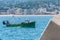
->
[0,16,53,40]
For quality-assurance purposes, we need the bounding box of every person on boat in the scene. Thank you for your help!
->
[21,19,30,24]
[25,19,30,23]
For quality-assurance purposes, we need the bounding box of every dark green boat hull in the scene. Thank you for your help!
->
[6,22,35,28]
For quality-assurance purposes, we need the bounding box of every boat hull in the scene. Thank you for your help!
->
[6,22,35,28]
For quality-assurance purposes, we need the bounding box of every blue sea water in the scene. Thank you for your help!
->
[0,16,53,40]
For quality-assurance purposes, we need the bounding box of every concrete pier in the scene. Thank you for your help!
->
[40,14,60,40]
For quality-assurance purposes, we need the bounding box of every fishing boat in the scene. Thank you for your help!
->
[3,20,35,28]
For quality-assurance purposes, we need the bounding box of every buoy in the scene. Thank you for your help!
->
[3,21,9,25]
